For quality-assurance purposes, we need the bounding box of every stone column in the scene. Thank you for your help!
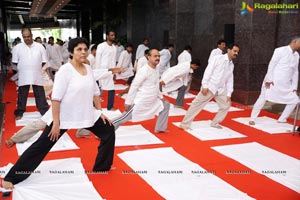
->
[169,0,195,57]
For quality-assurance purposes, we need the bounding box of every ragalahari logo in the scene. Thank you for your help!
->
[240,2,254,15]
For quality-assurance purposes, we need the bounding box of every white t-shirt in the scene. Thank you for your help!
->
[12,42,47,86]
[46,44,63,70]
[51,63,100,129]
[208,48,223,63]
[87,54,96,69]
[177,50,191,64]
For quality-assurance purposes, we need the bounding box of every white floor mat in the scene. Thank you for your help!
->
[173,121,246,141]
[118,147,254,200]
[233,116,293,134]
[114,84,128,90]
[26,97,51,106]
[16,112,42,126]
[115,125,164,146]
[212,142,300,193]
[8,158,104,200]
[164,91,196,99]
[168,104,187,116]
[186,102,244,113]
[16,131,79,156]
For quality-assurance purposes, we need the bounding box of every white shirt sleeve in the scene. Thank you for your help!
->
[12,45,19,64]
[265,48,281,82]
[41,45,48,63]
[117,51,125,67]
[95,44,103,69]
[292,58,299,91]
[225,72,234,97]
[51,66,71,101]
[201,60,216,88]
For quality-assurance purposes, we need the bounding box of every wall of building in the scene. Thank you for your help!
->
[126,0,300,104]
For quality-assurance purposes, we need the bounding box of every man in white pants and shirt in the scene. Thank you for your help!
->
[95,30,117,110]
[208,39,226,63]
[249,37,300,125]
[160,59,200,108]
[179,44,239,130]
[113,49,170,133]
[178,45,193,93]
[157,44,174,77]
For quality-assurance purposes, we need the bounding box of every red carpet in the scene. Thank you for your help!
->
[1,74,300,200]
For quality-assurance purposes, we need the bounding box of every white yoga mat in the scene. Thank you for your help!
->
[118,147,254,200]
[26,97,51,106]
[212,142,300,193]
[164,91,196,99]
[173,121,246,141]
[115,125,164,147]
[0,163,13,192]
[168,104,187,116]
[11,158,104,200]
[120,93,127,100]
[187,101,244,113]
[0,163,13,178]
[114,84,128,90]
[101,108,122,120]
[233,116,293,134]
[16,112,42,127]
[16,131,79,156]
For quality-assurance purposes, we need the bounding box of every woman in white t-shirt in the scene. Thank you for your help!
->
[2,38,115,190]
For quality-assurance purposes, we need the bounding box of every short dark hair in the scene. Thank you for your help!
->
[184,45,192,51]
[191,58,201,66]
[144,49,149,55]
[227,43,239,50]
[168,44,174,48]
[126,43,133,48]
[106,30,115,36]
[91,44,98,51]
[68,37,89,53]
[217,39,226,45]
[147,48,158,56]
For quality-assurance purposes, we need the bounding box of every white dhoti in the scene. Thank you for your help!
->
[265,81,299,105]
[131,98,164,122]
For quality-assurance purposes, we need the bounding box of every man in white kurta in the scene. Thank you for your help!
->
[157,44,174,76]
[135,38,149,65]
[178,45,193,93]
[13,28,49,119]
[208,39,226,63]
[46,36,64,80]
[115,44,134,80]
[160,59,200,107]
[180,44,240,130]
[113,49,170,133]
[177,45,192,63]
[249,37,300,125]
[115,41,124,64]
[135,49,149,72]
[95,31,117,110]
